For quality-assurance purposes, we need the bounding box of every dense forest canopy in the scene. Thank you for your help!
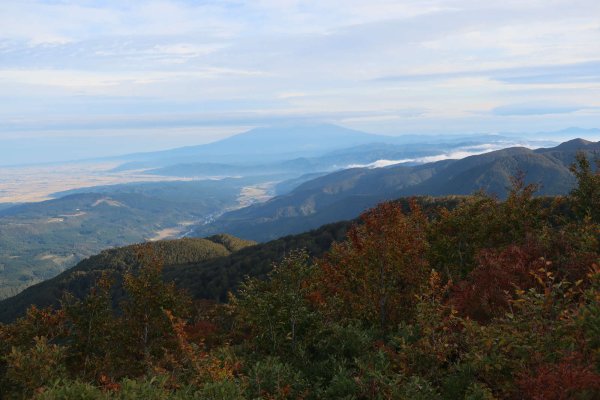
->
[0,153,599,399]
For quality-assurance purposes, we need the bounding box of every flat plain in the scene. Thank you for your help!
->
[0,162,194,204]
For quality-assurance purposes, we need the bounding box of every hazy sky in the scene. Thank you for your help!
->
[1,0,600,164]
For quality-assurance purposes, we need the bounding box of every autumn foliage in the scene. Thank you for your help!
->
[451,243,545,322]
[314,200,429,330]
[0,152,599,399]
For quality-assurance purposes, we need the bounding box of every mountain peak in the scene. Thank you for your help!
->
[175,124,388,157]
[220,124,382,146]
[553,138,594,151]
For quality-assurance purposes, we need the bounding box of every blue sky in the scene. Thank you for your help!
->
[1,0,600,164]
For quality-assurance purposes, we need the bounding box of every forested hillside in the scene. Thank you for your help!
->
[0,178,259,299]
[0,221,350,323]
[1,153,598,399]
[194,139,599,241]
[0,235,255,322]
[0,197,462,323]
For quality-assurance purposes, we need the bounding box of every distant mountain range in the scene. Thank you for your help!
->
[192,139,600,241]
[112,124,388,170]
[143,140,533,178]
[109,124,559,172]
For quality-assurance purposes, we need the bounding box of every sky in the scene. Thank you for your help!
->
[1,0,600,165]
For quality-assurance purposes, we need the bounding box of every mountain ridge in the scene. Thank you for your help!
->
[0,221,351,322]
[191,139,600,241]
[109,124,562,172]
[111,124,391,170]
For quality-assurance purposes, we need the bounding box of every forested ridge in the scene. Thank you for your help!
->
[192,139,600,242]
[1,153,599,399]
[0,235,255,323]
[0,197,460,323]
[0,222,351,323]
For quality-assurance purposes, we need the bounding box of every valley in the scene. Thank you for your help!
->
[0,125,598,300]
[0,178,267,299]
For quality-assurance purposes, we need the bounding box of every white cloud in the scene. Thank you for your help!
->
[346,142,541,169]
[347,159,415,168]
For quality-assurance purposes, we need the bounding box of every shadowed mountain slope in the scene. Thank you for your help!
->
[192,139,600,241]
[0,221,351,323]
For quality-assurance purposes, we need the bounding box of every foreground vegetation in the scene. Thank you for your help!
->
[1,154,599,399]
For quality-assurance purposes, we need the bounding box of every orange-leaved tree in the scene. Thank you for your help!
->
[313,200,429,332]
[116,245,192,377]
